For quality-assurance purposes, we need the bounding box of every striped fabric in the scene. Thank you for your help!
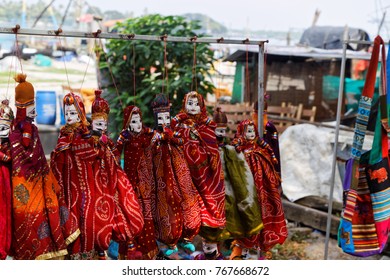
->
[351,96,372,159]
[371,187,390,222]
[342,189,357,222]
[352,224,380,253]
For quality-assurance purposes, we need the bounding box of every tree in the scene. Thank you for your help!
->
[98,14,215,137]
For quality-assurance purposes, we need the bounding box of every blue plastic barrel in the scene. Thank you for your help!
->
[36,90,56,125]
[58,93,66,125]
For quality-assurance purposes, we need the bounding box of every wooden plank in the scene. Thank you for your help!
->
[294,195,343,215]
[282,199,340,236]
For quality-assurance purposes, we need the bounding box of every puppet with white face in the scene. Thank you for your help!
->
[170,92,225,260]
[205,109,262,260]
[229,119,287,260]
[89,90,144,261]
[0,124,10,139]
[92,118,107,134]
[245,124,256,141]
[65,104,80,125]
[185,96,201,115]
[115,105,158,260]
[10,74,77,260]
[26,104,36,120]
[157,112,170,130]
[128,113,142,134]
[150,93,201,258]
[0,100,13,260]
[91,90,110,136]
[215,127,226,139]
[0,102,12,139]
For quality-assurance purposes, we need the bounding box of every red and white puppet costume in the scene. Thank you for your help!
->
[50,92,98,259]
[90,90,144,260]
[10,74,77,260]
[115,105,159,259]
[171,91,226,259]
[230,119,287,259]
[150,93,201,257]
[0,100,13,259]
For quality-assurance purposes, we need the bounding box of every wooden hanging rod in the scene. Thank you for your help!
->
[0,26,269,45]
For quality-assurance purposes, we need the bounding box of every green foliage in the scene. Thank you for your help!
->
[99,14,216,137]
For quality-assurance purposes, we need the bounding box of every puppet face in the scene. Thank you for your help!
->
[129,113,142,133]
[92,118,107,133]
[157,111,170,127]
[0,124,10,138]
[245,124,256,140]
[202,242,218,254]
[215,127,226,138]
[65,104,80,125]
[185,97,201,115]
[26,104,36,119]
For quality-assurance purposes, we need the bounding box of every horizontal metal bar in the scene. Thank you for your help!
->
[0,26,269,45]
[343,39,390,45]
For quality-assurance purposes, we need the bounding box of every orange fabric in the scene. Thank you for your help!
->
[10,121,76,260]
[14,74,34,105]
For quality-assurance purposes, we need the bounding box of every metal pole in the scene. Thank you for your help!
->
[0,26,268,45]
[257,42,265,136]
[324,26,349,260]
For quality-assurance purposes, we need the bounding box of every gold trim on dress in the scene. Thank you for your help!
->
[66,228,81,245]
[35,249,68,260]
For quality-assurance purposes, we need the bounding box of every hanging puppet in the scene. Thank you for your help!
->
[150,93,201,258]
[116,105,159,259]
[0,100,13,260]
[230,119,287,259]
[10,74,77,260]
[252,98,282,192]
[90,90,144,260]
[90,89,116,153]
[50,92,98,259]
[170,91,225,260]
[201,107,263,260]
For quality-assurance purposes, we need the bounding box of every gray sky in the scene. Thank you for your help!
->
[88,0,390,37]
[27,0,390,39]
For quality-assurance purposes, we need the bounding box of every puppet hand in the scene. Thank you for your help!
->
[162,127,174,140]
[100,134,108,144]
[22,138,31,148]
[120,129,130,139]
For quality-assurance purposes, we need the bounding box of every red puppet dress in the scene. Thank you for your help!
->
[231,120,287,257]
[0,100,13,260]
[10,74,76,260]
[116,105,158,259]
[150,93,201,256]
[171,92,225,238]
[50,92,98,259]
[90,90,144,259]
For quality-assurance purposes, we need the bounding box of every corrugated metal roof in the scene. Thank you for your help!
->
[224,45,372,62]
